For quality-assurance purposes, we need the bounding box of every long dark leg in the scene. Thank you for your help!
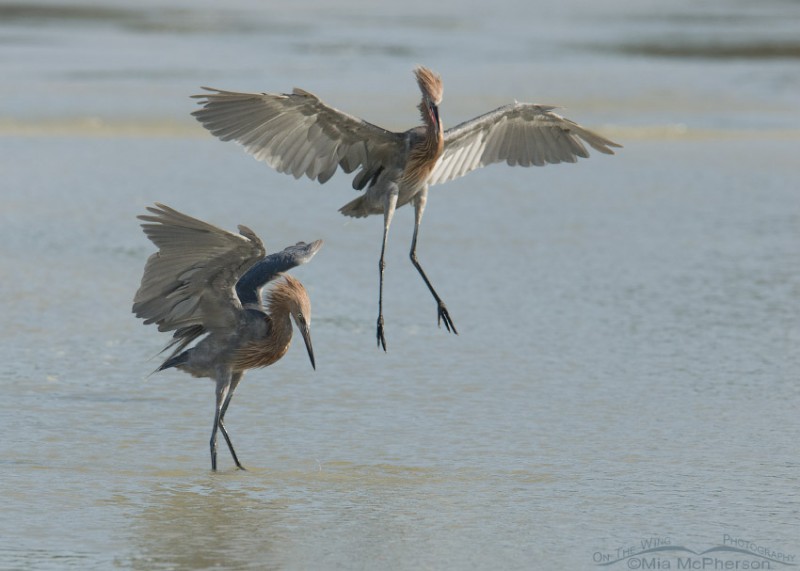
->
[410,190,457,334]
[218,371,245,470]
[377,188,399,351]
[210,370,233,471]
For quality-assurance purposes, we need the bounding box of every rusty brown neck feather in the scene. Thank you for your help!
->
[403,103,443,187]
[231,277,303,371]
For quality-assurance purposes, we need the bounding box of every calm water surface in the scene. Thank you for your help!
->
[1,0,798,569]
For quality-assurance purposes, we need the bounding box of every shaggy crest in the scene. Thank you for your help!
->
[414,66,443,104]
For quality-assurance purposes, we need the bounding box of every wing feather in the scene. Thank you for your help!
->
[428,102,621,186]
[445,145,468,181]
[132,203,266,334]
[461,137,485,172]
[539,126,563,164]
[482,125,503,164]
[192,87,405,189]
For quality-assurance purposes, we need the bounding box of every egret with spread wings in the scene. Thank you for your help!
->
[133,203,322,470]
[192,66,621,351]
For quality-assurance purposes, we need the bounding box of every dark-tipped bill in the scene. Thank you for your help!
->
[429,101,440,135]
[300,324,315,370]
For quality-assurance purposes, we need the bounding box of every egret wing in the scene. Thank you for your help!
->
[133,203,266,334]
[428,102,621,186]
[192,87,404,187]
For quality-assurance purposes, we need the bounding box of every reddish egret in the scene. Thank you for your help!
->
[133,203,322,470]
[191,66,621,350]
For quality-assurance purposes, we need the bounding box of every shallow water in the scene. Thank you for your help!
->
[1,0,799,569]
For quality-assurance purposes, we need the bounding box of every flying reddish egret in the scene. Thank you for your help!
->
[132,203,322,470]
[192,66,621,351]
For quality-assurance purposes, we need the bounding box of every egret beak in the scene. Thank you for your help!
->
[429,101,441,136]
[300,323,315,370]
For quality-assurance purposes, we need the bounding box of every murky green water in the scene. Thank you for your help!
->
[1,0,798,569]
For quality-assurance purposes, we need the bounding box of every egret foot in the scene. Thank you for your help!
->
[377,315,387,352]
[437,302,458,334]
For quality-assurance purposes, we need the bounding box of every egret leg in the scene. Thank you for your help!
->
[410,190,457,334]
[218,371,245,470]
[210,370,232,471]
[377,188,399,351]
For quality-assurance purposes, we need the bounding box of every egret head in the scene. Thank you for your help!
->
[279,275,315,370]
[414,66,443,133]
[415,66,443,105]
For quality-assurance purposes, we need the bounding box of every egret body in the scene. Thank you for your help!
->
[192,67,620,350]
[133,204,322,470]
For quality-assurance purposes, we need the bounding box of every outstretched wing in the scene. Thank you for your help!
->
[236,239,324,306]
[132,203,266,334]
[428,102,621,186]
[191,87,404,188]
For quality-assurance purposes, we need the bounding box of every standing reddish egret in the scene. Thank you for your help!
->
[192,66,621,350]
[133,203,322,470]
